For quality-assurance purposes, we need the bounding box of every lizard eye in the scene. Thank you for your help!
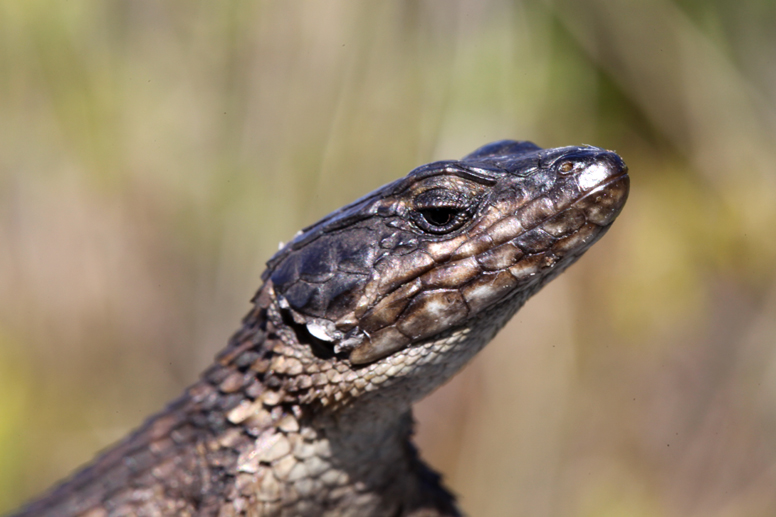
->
[419,207,459,227]
[412,188,474,234]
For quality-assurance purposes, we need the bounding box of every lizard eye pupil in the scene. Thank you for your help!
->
[420,207,458,227]
[412,187,473,234]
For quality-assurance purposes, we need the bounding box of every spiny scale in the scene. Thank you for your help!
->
[12,140,629,517]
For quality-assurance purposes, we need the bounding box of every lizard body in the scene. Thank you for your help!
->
[10,141,629,517]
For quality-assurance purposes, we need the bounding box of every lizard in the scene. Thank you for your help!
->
[9,140,629,517]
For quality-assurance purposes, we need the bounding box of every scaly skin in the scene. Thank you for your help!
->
[10,140,629,517]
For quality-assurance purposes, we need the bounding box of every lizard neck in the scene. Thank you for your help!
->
[189,290,462,516]
[299,406,446,516]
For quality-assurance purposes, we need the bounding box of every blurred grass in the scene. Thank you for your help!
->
[1,1,776,515]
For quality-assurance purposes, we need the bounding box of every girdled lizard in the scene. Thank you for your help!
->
[10,140,629,517]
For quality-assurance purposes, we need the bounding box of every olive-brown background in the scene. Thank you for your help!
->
[2,1,775,516]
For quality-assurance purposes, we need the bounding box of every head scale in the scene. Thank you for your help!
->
[263,140,629,369]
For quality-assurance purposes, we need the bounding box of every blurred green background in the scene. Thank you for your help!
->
[1,1,775,515]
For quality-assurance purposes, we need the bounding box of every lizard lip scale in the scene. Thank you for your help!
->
[13,141,629,517]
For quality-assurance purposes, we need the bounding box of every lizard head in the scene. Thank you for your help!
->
[260,140,628,406]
